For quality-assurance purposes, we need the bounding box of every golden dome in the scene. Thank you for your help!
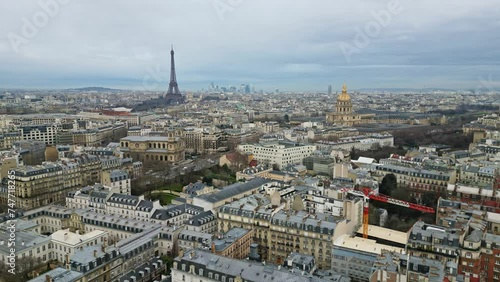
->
[337,83,351,101]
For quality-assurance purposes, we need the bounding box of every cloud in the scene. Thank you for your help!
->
[0,0,499,90]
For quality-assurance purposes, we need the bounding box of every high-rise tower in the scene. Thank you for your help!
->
[164,46,185,104]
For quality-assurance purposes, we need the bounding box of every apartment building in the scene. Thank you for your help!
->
[217,194,274,260]
[183,127,204,153]
[436,198,500,281]
[406,221,460,278]
[218,193,363,269]
[101,169,131,195]
[331,234,403,282]
[238,141,315,169]
[72,123,127,147]
[315,133,394,152]
[369,251,407,282]
[184,210,217,234]
[25,225,169,282]
[0,154,129,209]
[0,132,23,149]
[192,178,272,211]
[211,228,253,260]
[178,229,212,252]
[0,224,52,267]
[66,184,109,212]
[374,163,456,198]
[304,189,345,217]
[9,163,67,210]
[171,249,334,282]
[150,203,204,227]
[12,140,46,165]
[105,194,143,218]
[481,233,500,281]
[269,210,358,270]
[50,229,108,263]
[18,124,60,145]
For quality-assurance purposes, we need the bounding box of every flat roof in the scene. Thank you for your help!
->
[121,136,169,142]
[334,234,404,255]
[356,225,407,245]
[51,229,107,246]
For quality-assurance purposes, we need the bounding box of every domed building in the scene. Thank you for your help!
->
[326,84,362,126]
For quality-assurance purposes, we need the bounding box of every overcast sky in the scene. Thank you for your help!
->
[1,0,500,91]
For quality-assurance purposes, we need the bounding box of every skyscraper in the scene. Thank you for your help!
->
[328,85,332,95]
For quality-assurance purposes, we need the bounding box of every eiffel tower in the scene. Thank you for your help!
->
[164,46,185,104]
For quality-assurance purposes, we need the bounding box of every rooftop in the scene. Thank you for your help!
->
[51,229,107,246]
[196,178,272,204]
[356,225,407,245]
[27,267,83,282]
[175,250,333,282]
[334,235,404,256]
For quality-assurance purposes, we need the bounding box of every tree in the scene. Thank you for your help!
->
[283,114,290,123]
[349,146,358,161]
[202,176,213,186]
[379,174,397,195]
[368,204,380,226]
[161,255,175,273]
[391,187,411,202]
[422,192,438,208]
[226,152,249,172]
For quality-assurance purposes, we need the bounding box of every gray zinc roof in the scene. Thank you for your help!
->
[197,178,271,203]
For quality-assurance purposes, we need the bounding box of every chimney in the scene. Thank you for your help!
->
[101,245,106,253]
[45,275,52,282]
[93,250,98,258]
[65,254,69,265]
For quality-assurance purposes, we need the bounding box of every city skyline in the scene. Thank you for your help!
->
[1,1,500,91]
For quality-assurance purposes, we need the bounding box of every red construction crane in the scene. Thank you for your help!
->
[346,187,435,238]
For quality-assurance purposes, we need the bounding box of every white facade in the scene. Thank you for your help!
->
[102,170,131,195]
[66,191,90,210]
[20,125,59,145]
[0,228,52,266]
[50,229,108,262]
[238,143,316,169]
